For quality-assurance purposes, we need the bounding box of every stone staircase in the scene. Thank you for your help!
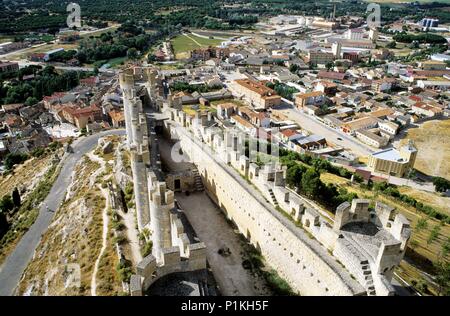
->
[192,168,205,191]
[194,128,204,143]
[361,262,376,296]
[267,188,279,207]
[333,238,377,296]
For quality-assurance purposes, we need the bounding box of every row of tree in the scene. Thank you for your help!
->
[393,32,447,44]
[266,82,299,101]
[279,150,359,210]
[369,181,450,224]
[0,66,81,105]
[4,0,449,34]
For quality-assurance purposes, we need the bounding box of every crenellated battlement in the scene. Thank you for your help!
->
[162,105,412,296]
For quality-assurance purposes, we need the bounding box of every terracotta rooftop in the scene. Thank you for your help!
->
[368,108,394,118]
[234,79,280,100]
[280,129,299,138]
[109,109,125,122]
[217,102,237,110]
[296,91,324,99]
[318,71,346,81]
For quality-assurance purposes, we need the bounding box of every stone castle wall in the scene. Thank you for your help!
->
[168,121,366,296]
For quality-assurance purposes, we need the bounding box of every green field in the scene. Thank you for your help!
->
[108,56,128,68]
[170,33,223,59]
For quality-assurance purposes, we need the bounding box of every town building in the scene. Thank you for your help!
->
[341,116,380,135]
[295,91,325,108]
[231,79,281,109]
[346,28,365,41]
[59,104,102,129]
[0,61,19,73]
[355,129,388,148]
[368,141,417,177]
[419,60,447,71]
[307,51,335,66]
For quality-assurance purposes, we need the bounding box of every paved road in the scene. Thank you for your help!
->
[274,100,375,157]
[15,60,118,74]
[0,43,48,59]
[0,129,125,296]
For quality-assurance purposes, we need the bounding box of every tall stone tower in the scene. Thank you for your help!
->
[119,70,135,147]
[148,173,175,263]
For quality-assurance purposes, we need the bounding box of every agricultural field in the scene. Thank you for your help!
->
[182,98,248,116]
[399,120,450,179]
[106,56,128,68]
[170,33,223,59]
[210,99,247,108]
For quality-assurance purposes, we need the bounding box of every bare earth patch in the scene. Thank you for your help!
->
[400,120,450,179]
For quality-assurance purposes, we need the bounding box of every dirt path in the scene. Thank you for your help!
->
[119,208,142,265]
[87,150,109,296]
[184,33,202,47]
[90,187,110,296]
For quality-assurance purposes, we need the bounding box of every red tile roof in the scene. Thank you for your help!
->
[318,71,346,81]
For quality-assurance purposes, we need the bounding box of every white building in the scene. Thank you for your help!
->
[378,121,399,139]
[430,53,450,62]
[332,42,342,58]
[346,28,365,41]
[369,29,379,42]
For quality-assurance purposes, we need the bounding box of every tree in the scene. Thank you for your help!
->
[441,237,450,258]
[415,217,428,232]
[301,168,323,199]
[433,177,450,193]
[12,188,21,209]
[0,195,14,213]
[24,96,38,106]
[427,224,441,245]
[325,62,334,71]
[435,261,450,296]
[4,153,28,170]
[286,164,306,190]
[127,47,139,60]
[289,64,299,73]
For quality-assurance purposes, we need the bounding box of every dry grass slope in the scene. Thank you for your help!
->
[400,120,450,179]
[17,153,122,296]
